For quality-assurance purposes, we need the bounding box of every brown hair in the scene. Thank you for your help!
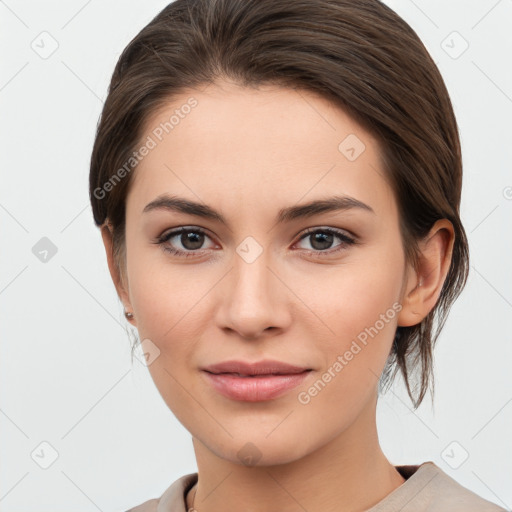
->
[89,0,469,409]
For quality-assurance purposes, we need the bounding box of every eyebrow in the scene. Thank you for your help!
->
[142,193,375,226]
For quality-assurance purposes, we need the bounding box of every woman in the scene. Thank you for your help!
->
[89,0,507,510]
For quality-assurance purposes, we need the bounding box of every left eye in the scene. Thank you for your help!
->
[295,228,355,254]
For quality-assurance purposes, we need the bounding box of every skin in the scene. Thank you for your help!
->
[101,79,454,512]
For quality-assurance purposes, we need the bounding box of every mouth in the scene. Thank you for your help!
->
[201,369,313,401]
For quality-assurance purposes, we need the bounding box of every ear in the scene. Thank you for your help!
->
[100,221,136,325]
[397,219,455,327]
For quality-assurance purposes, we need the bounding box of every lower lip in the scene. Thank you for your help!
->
[202,370,312,401]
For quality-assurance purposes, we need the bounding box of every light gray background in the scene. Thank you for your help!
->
[1,1,511,510]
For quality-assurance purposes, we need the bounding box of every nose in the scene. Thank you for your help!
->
[215,247,292,340]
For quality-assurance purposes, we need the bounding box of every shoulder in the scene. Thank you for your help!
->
[388,461,508,512]
[424,462,507,511]
[122,473,198,512]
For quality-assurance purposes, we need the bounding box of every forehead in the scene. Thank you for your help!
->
[127,80,396,222]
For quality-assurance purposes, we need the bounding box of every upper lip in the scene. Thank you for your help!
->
[202,359,312,376]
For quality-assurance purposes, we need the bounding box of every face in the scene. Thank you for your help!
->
[116,80,414,465]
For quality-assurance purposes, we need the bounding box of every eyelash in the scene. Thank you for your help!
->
[153,226,356,259]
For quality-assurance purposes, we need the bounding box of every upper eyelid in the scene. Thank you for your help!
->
[298,226,355,240]
[160,226,216,245]
[161,226,213,241]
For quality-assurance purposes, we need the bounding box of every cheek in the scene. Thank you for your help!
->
[126,254,210,424]
[293,248,404,384]
[297,281,401,423]
[125,237,207,338]
[295,256,402,340]
[130,273,208,350]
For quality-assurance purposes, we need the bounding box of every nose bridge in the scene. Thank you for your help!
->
[218,233,288,337]
[232,234,275,302]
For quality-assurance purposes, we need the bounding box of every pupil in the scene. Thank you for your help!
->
[311,232,333,250]
[182,231,204,250]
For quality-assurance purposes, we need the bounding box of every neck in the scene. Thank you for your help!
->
[187,394,405,512]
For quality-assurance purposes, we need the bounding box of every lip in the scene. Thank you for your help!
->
[201,359,313,402]
[202,359,311,376]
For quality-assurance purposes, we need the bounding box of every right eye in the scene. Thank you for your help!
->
[155,227,217,257]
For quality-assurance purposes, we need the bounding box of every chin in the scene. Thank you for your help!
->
[202,431,313,468]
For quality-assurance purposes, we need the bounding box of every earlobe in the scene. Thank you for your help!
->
[397,219,455,328]
[396,270,425,327]
[100,221,134,322]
